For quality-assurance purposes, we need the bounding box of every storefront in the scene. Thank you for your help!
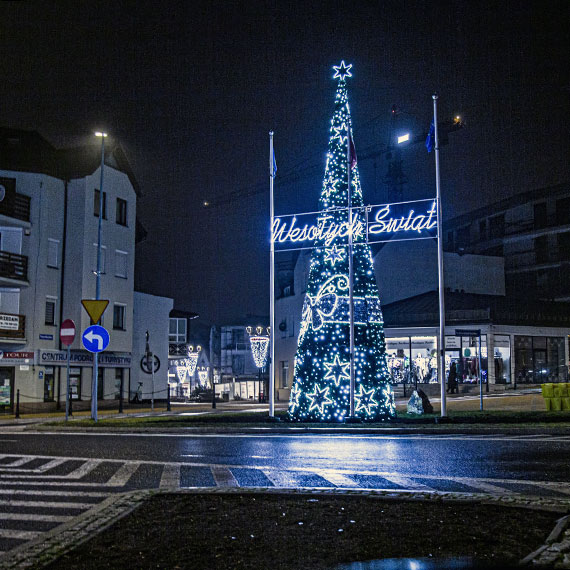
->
[37,350,131,402]
[0,351,34,409]
[385,328,568,387]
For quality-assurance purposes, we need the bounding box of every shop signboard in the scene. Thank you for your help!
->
[0,314,19,330]
[0,351,35,365]
[38,350,131,368]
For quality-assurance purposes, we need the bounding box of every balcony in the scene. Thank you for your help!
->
[0,194,31,224]
[0,313,25,340]
[0,250,28,284]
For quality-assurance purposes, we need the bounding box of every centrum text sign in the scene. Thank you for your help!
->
[272,198,437,251]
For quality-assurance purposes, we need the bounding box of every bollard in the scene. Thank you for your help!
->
[15,389,20,419]
[167,388,171,412]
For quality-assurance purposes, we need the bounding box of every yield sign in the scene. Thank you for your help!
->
[81,299,109,324]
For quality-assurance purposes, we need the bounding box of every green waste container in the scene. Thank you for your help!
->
[551,397,562,411]
[562,397,570,411]
[542,383,555,398]
[553,384,568,397]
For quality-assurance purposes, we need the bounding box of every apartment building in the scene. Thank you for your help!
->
[0,128,138,411]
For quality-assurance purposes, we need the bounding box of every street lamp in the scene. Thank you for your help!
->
[397,133,410,144]
[247,326,270,403]
[186,345,201,397]
[92,131,107,422]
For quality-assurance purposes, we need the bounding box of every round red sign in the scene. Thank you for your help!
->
[60,319,76,346]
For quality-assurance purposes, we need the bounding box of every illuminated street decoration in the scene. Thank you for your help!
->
[288,62,394,422]
[186,345,201,377]
[323,354,350,387]
[325,244,345,266]
[332,60,352,80]
[197,366,209,386]
[176,366,188,383]
[271,199,437,251]
[246,326,270,368]
[306,384,333,414]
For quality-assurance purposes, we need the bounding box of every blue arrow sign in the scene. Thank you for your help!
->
[82,325,110,353]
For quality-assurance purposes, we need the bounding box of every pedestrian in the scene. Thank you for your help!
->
[447,362,458,394]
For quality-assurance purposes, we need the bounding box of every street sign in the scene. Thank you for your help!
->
[81,299,109,324]
[454,329,481,337]
[82,325,110,353]
[140,354,160,374]
[60,319,76,346]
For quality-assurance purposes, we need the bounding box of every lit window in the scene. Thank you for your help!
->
[169,318,187,343]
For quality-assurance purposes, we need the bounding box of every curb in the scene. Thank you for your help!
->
[2,487,570,569]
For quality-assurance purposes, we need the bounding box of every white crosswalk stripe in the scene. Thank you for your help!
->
[105,462,140,486]
[160,464,181,489]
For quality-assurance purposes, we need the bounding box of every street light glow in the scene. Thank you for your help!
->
[94,131,108,137]
[397,133,410,144]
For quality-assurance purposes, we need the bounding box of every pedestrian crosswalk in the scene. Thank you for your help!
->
[1,453,570,556]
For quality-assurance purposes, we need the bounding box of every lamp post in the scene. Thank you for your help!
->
[91,131,107,422]
[247,326,270,403]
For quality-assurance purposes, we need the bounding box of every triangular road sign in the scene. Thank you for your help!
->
[81,299,109,324]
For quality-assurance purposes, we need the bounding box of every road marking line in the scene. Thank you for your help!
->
[0,500,94,509]
[61,459,102,479]
[380,475,435,491]
[0,489,107,498]
[315,470,359,487]
[0,513,73,523]
[37,458,68,472]
[105,462,140,486]
[0,480,117,488]
[457,478,516,494]
[159,464,181,489]
[0,457,35,468]
[210,466,239,487]
[0,529,42,540]
[261,469,302,488]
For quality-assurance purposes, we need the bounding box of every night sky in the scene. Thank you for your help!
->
[1,1,568,329]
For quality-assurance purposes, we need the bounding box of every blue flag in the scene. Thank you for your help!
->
[271,149,277,177]
[425,121,434,153]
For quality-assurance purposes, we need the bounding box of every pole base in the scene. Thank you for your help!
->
[434,416,452,424]
[266,416,281,423]
[344,416,361,424]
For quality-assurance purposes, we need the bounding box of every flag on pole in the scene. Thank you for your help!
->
[348,131,357,169]
[425,121,435,153]
[271,149,277,178]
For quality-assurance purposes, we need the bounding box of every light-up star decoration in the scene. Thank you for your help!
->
[324,354,351,387]
[289,385,302,413]
[355,385,379,415]
[307,384,333,414]
[333,60,352,81]
[325,245,345,266]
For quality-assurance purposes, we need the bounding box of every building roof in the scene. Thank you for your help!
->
[0,127,141,196]
[445,182,570,229]
[382,290,570,328]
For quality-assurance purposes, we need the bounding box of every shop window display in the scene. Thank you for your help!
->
[493,335,511,384]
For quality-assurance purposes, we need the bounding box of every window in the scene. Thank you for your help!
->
[478,220,487,242]
[534,202,547,230]
[92,244,107,274]
[169,318,187,343]
[47,238,59,268]
[534,235,549,264]
[45,297,57,325]
[232,329,245,347]
[232,355,244,375]
[558,233,570,261]
[489,214,505,239]
[94,189,107,218]
[456,226,470,249]
[115,250,128,278]
[116,198,127,226]
[113,304,126,330]
[280,360,289,388]
[556,198,570,226]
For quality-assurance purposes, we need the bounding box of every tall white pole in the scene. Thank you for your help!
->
[92,133,106,422]
[347,132,355,418]
[269,131,275,417]
[433,95,447,418]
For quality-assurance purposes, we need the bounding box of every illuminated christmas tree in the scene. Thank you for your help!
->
[288,61,395,422]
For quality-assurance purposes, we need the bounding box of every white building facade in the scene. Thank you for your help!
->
[0,128,140,412]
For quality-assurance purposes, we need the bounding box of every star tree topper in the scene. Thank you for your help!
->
[333,60,352,81]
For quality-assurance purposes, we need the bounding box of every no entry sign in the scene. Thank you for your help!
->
[60,319,76,346]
